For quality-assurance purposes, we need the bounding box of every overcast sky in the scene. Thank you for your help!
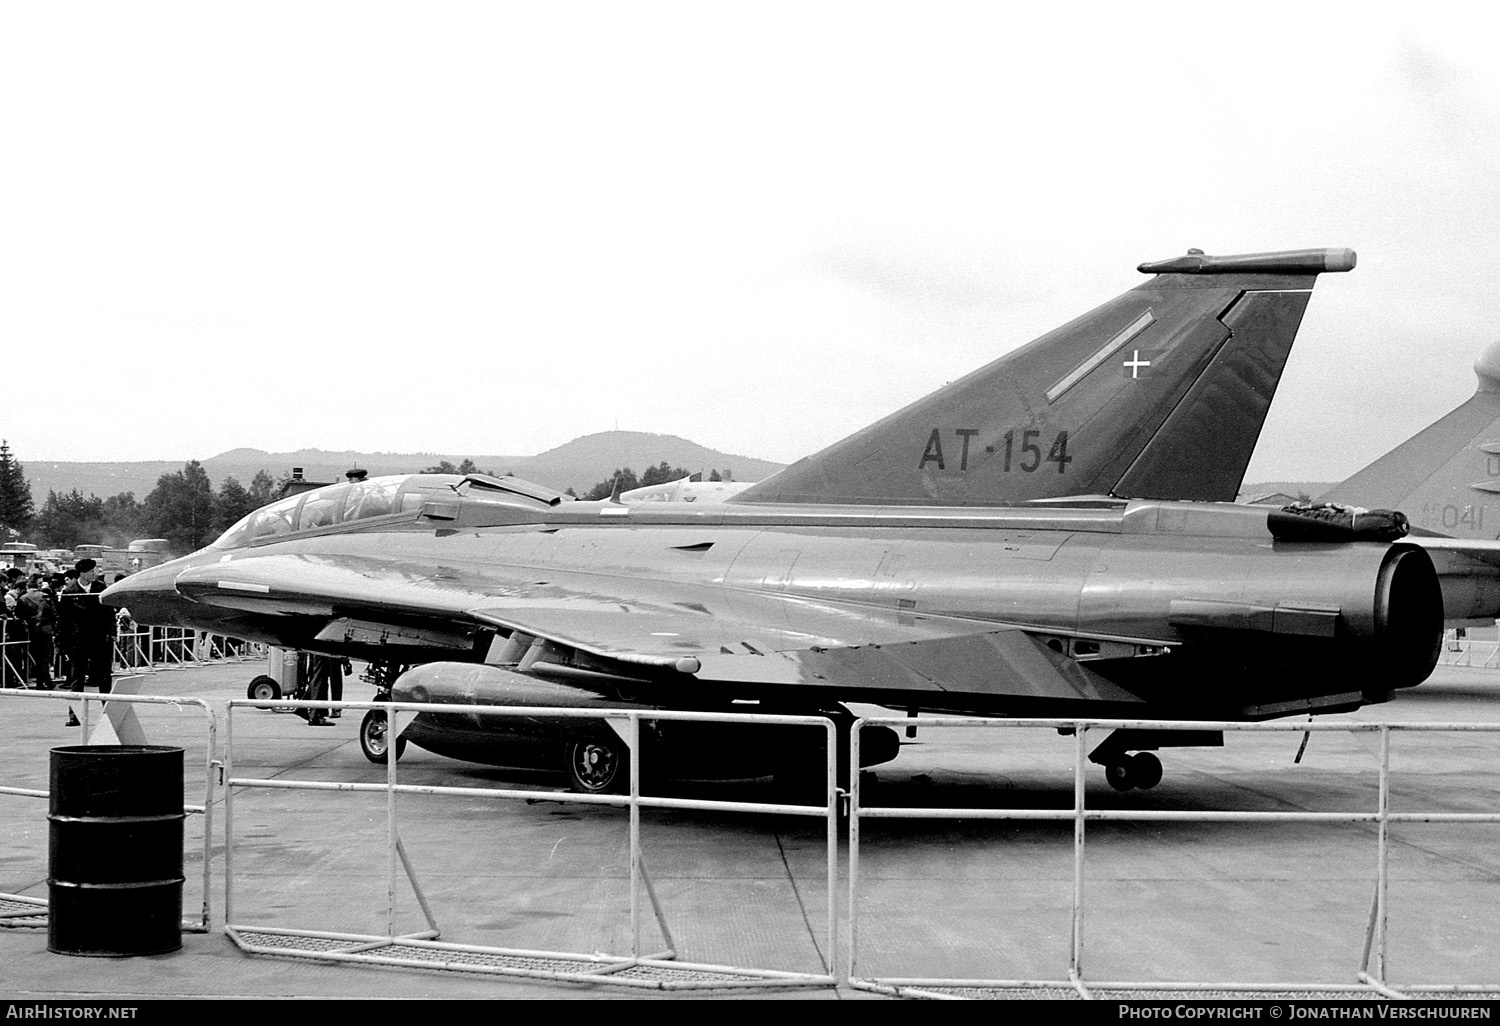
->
[3,3,1497,483]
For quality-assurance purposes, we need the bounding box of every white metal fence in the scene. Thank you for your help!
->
[220,697,844,991]
[6,674,1500,998]
[0,688,221,933]
[1440,634,1500,669]
[846,715,1500,1000]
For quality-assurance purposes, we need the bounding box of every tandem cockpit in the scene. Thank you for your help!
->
[209,472,572,550]
[104,471,573,631]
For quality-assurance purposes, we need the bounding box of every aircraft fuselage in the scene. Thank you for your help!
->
[107,495,1442,721]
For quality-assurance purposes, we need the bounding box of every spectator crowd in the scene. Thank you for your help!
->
[2,559,129,723]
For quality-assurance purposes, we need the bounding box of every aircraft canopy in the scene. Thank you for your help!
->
[211,474,462,549]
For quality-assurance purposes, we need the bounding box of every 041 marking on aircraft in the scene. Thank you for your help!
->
[1416,503,1488,535]
[1321,337,1500,626]
[108,246,1435,796]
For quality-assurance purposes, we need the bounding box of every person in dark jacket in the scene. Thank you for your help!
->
[17,575,56,689]
[58,559,113,695]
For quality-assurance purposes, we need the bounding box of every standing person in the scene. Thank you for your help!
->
[301,654,344,726]
[3,573,29,689]
[56,568,82,690]
[3,568,23,617]
[17,575,56,689]
[111,575,141,669]
[59,559,112,695]
[58,566,86,691]
[87,570,115,693]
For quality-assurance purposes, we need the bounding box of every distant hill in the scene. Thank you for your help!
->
[18,432,785,502]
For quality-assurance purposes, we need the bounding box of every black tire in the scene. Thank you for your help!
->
[1104,758,1134,792]
[360,708,407,764]
[247,675,281,705]
[1130,752,1163,790]
[564,737,627,794]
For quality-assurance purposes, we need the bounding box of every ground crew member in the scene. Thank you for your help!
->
[17,575,56,689]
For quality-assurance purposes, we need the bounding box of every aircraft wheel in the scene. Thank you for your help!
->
[247,675,281,706]
[565,737,627,794]
[360,709,406,764]
[1104,758,1135,792]
[1130,752,1163,790]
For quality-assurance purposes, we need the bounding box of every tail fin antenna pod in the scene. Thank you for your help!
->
[733,247,1355,506]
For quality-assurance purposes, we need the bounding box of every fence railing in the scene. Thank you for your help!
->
[220,697,842,991]
[1438,633,1500,668]
[847,715,1500,1000]
[0,621,264,688]
[0,687,220,933]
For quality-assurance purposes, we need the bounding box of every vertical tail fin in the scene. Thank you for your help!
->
[1322,343,1500,539]
[733,247,1355,506]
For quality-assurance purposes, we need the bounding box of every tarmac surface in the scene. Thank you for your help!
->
[3,657,1500,1001]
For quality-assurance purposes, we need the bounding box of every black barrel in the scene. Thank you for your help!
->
[48,745,185,956]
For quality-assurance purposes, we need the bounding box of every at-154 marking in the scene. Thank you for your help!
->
[919,427,1072,473]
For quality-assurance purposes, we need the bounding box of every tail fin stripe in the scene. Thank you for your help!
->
[1045,310,1157,404]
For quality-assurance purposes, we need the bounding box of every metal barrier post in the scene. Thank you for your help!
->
[628,712,641,958]
[222,701,234,928]
[848,718,860,986]
[828,716,841,985]
[1070,724,1088,997]
[386,696,399,939]
[1376,723,1391,983]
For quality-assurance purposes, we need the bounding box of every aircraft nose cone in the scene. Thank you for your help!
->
[100,562,176,608]
[1474,340,1500,393]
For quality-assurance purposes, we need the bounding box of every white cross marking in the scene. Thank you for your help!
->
[1123,349,1152,378]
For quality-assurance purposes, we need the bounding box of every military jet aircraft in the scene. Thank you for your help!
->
[620,476,754,504]
[106,246,1444,794]
[1322,340,1500,627]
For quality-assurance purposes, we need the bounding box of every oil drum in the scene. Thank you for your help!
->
[47,745,185,956]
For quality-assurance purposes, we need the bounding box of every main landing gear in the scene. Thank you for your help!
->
[564,736,628,794]
[1102,751,1162,792]
[1089,728,1222,793]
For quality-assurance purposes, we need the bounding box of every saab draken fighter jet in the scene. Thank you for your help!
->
[1322,339,1500,627]
[105,247,1445,793]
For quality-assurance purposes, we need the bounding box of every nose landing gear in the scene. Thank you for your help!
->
[360,705,407,763]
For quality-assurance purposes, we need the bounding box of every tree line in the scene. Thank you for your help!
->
[0,443,283,555]
[578,462,732,500]
[0,442,736,555]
